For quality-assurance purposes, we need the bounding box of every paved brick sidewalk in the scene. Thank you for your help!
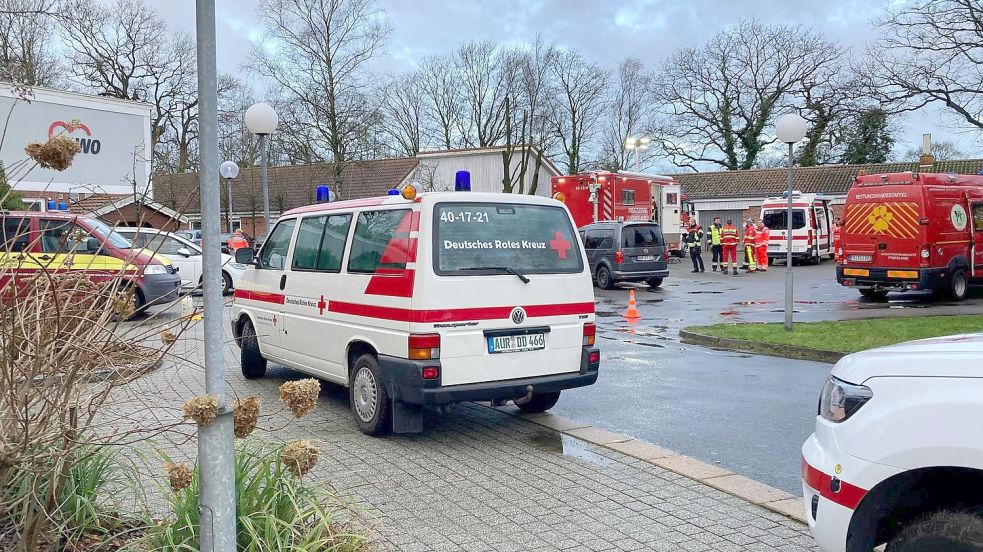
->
[112,316,818,552]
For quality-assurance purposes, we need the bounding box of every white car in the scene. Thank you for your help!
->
[802,333,983,552]
[114,227,247,295]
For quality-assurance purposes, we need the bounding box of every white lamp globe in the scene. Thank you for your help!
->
[776,113,808,144]
[220,160,239,179]
[245,102,279,135]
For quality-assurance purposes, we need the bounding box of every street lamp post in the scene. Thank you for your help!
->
[219,161,239,233]
[244,103,278,234]
[624,136,651,172]
[775,114,809,332]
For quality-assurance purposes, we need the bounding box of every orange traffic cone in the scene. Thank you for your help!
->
[624,289,642,319]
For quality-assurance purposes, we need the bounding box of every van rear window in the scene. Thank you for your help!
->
[434,203,583,275]
[622,224,664,247]
[762,210,805,230]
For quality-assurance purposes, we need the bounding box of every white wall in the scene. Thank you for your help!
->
[414,150,556,196]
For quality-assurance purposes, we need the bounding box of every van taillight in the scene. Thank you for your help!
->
[615,251,624,264]
[408,334,440,360]
[583,323,596,347]
[808,229,813,245]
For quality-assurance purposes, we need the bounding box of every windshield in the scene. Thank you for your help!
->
[762,209,806,230]
[84,218,132,249]
[434,202,583,275]
[622,224,664,248]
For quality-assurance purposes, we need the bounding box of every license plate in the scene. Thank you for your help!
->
[635,255,655,261]
[849,254,873,263]
[488,333,545,354]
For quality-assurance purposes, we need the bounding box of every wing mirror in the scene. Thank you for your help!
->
[85,237,104,254]
[235,247,258,267]
[177,247,192,258]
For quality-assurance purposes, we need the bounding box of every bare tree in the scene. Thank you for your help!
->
[903,139,965,161]
[654,20,842,171]
[0,0,61,86]
[419,55,462,150]
[792,65,866,166]
[596,57,652,172]
[546,49,608,175]
[411,159,448,192]
[250,0,391,197]
[218,74,261,167]
[500,38,557,194]
[455,41,517,148]
[381,71,427,156]
[868,0,983,131]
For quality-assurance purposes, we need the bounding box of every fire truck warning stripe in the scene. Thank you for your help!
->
[801,457,868,511]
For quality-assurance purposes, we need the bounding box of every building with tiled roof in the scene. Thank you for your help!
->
[672,158,983,229]
[69,193,190,231]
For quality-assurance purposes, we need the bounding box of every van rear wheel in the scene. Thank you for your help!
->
[647,277,663,288]
[887,511,983,552]
[948,269,968,301]
[516,391,561,414]
[240,319,267,379]
[350,354,391,436]
[596,266,615,290]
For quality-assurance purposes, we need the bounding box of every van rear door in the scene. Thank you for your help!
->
[842,186,925,268]
[422,200,593,387]
[619,223,667,270]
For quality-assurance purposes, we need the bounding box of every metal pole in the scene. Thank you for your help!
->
[784,142,794,331]
[194,1,237,550]
[225,177,233,233]
[260,134,270,234]
[634,146,640,173]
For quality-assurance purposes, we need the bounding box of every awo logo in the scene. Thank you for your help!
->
[48,120,102,155]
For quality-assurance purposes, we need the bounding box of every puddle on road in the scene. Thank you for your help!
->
[688,290,723,294]
[733,300,775,305]
[528,431,614,467]
[769,309,802,313]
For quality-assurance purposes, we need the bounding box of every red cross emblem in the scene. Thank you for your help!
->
[549,231,571,259]
[317,295,327,315]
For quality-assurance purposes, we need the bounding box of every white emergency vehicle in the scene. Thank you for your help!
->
[760,192,834,264]
[230,178,600,435]
[802,333,983,552]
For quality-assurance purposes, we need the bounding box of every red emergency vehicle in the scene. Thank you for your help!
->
[550,171,684,252]
[837,171,983,300]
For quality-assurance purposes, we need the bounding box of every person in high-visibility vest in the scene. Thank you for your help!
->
[708,217,723,271]
[684,222,705,273]
[228,229,250,251]
[754,219,770,272]
[742,219,757,272]
[832,217,843,263]
[720,219,739,275]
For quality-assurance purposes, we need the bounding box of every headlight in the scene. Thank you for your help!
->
[230,263,248,270]
[144,264,168,275]
[818,376,872,422]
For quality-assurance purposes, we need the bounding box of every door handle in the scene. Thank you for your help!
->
[38,255,52,261]
[279,274,286,290]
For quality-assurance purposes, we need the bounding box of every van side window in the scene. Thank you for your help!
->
[973,204,983,232]
[348,209,411,273]
[292,216,326,270]
[318,214,352,271]
[622,189,635,206]
[2,217,30,252]
[259,219,296,270]
[583,229,613,249]
[40,219,91,253]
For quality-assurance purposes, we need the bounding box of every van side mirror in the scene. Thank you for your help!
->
[235,247,256,266]
[177,247,192,258]
[85,237,103,254]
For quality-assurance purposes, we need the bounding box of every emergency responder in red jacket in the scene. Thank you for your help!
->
[754,219,770,272]
[832,217,843,263]
[228,229,250,251]
[742,219,757,272]
[720,220,739,275]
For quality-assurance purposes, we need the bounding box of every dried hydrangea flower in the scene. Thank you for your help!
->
[161,330,177,345]
[233,396,261,438]
[164,461,193,492]
[279,378,320,418]
[24,135,81,171]
[280,439,318,477]
[182,395,219,426]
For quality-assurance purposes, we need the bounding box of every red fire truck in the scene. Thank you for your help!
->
[837,171,983,301]
[550,171,684,252]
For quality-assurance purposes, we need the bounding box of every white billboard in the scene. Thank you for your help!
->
[0,85,152,195]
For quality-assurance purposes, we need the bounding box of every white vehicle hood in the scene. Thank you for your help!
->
[833,332,983,384]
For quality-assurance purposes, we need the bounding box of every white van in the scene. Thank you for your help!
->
[760,191,834,264]
[230,187,600,435]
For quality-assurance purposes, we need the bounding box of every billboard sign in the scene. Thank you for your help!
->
[0,85,152,195]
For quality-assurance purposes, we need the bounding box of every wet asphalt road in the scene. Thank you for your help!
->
[551,255,983,493]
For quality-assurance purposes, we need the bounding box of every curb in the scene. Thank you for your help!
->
[679,328,845,364]
[489,405,808,525]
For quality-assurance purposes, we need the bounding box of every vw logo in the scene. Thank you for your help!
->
[643,248,649,254]
[510,307,526,325]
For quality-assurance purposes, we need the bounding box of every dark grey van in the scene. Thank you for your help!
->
[579,221,669,289]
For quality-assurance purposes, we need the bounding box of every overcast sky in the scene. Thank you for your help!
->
[160,0,983,162]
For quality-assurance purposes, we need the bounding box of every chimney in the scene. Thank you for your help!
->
[918,133,935,171]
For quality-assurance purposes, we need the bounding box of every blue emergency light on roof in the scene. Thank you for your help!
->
[47,200,56,210]
[387,188,399,196]
[58,202,67,211]
[315,184,330,203]
[455,170,471,192]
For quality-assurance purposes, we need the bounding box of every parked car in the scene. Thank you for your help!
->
[578,221,669,289]
[0,211,179,312]
[115,228,247,295]
[175,229,202,246]
[231,187,599,435]
[802,333,983,552]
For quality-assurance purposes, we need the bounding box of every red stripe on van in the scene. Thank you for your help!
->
[233,289,285,304]
[328,301,595,323]
[801,457,867,510]
[364,269,415,298]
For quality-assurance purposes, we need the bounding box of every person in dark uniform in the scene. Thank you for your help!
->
[684,222,705,273]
